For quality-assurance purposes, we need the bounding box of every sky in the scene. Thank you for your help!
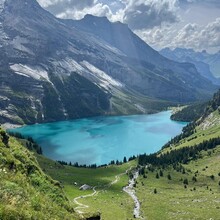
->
[37,0,220,53]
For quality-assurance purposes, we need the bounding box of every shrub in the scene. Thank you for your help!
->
[183,178,188,185]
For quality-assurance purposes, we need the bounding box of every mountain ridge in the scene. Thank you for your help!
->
[0,0,217,125]
[160,47,220,83]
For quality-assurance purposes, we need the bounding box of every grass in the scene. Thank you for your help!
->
[37,154,138,219]
[163,110,220,154]
[136,147,220,220]
[142,110,220,219]
[0,129,80,220]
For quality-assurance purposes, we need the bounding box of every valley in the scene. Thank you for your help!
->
[0,0,220,219]
[1,90,220,219]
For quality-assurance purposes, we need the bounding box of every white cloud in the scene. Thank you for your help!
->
[36,0,220,52]
[136,17,220,51]
[37,0,112,20]
[122,0,179,29]
[37,0,180,29]
[56,3,112,20]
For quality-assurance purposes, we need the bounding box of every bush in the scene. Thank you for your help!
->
[183,178,188,185]
[210,175,215,180]
[192,176,197,182]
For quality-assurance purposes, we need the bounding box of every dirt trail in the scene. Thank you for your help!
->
[73,187,97,213]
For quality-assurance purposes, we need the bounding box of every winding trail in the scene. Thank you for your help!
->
[73,187,98,213]
[73,166,134,214]
[123,170,143,219]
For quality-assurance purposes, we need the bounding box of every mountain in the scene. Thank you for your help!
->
[0,0,217,125]
[160,47,220,84]
[65,15,216,95]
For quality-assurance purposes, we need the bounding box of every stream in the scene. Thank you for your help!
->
[123,170,142,219]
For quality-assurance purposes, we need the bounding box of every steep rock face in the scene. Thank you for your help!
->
[0,0,217,124]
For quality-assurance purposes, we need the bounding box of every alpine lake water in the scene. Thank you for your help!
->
[10,111,187,166]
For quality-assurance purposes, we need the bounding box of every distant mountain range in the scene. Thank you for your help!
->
[160,47,220,85]
[0,0,217,125]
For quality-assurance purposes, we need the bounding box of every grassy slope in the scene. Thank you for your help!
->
[135,106,220,219]
[37,154,137,220]
[136,146,220,219]
[111,87,175,116]
[0,129,79,220]
[167,110,220,153]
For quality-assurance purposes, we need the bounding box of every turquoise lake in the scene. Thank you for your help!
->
[11,111,187,165]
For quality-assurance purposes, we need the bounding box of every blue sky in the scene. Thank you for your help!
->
[37,0,220,53]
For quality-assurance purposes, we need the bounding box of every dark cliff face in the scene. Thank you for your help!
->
[0,0,217,125]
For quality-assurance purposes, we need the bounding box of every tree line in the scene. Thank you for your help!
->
[139,137,220,166]
[57,155,136,169]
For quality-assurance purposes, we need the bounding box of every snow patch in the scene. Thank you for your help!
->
[51,58,86,75]
[81,61,123,89]
[10,64,50,82]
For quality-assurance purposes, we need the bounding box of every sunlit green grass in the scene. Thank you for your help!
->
[37,155,137,219]
[0,133,79,220]
[136,147,220,220]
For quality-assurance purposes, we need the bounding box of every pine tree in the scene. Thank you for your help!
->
[123,157,127,163]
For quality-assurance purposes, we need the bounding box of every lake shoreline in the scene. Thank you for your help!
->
[9,111,187,166]
[3,110,172,130]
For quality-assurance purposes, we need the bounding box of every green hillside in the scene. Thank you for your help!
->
[137,90,220,219]
[0,128,80,220]
[36,154,137,220]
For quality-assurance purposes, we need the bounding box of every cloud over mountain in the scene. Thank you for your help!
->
[36,0,220,52]
[136,17,220,51]
[122,0,179,29]
[37,0,112,19]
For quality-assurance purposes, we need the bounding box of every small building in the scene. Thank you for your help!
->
[79,184,91,191]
